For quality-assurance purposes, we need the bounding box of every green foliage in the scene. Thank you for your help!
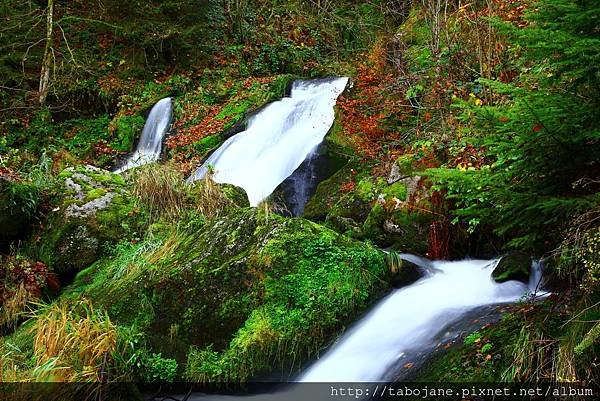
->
[143,353,178,382]
[112,115,145,152]
[428,0,600,250]
[192,135,221,156]
[464,331,482,345]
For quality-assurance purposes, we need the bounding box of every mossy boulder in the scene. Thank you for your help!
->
[304,157,433,254]
[492,252,532,283]
[63,208,387,382]
[38,165,137,274]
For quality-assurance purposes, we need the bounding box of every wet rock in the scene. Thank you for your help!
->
[492,252,532,283]
[219,183,250,208]
[326,214,361,234]
[389,256,424,288]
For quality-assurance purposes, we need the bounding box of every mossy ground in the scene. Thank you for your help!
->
[2,208,387,382]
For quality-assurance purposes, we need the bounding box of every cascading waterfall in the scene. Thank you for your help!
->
[186,77,349,206]
[298,257,546,382]
[115,97,173,173]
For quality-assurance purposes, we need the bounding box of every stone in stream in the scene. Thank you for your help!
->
[492,251,532,283]
[388,254,425,288]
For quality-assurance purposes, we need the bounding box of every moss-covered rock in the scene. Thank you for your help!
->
[58,208,386,382]
[492,252,532,284]
[304,159,433,254]
[219,183,250,208]
[304,163,378,223]
[37,165,138,275]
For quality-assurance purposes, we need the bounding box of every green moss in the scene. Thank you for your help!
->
[417,302,564,382]
[111,114,145,152]
[35,166,139,274]
[385,181,408,201]
[192,135,221,157]
[55,209,386,382]
[83,188,108,203]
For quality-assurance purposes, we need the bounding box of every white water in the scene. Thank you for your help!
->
[115,97,173,173]
[186,77,349,206]
[299,258,545,382]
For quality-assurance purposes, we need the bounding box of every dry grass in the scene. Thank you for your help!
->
[29,298,117,382]
[0,284,29,329]
[130,162,188,222]
[191,171,233,219]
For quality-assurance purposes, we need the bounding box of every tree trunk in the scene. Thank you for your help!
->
[38,0,54,106]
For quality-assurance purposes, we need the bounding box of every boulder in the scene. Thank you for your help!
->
[219,183,250,208]
[38,165,137,274]
[492,252,532,283]
[325,214,361,235]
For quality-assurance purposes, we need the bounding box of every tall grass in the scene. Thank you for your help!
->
[190,170,234,219]
[385,250,403,274]
[0,284,29,329]
[130,163,235,223]
[30,298,117,382]
[130,163,187,222]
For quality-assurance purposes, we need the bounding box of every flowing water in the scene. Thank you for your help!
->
[298,257,545,382]
[186,78,349,206]
[115,97,173,173]
[154,257,545,400]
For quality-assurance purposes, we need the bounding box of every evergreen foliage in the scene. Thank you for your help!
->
[429,0,600,250]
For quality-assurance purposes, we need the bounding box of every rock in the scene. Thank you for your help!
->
[388,162,404,184]
[38,165,137,275]
[219,183,250,208]
[326,214,361,234]
[492,252,532,283]
[388,154,417,184]
[400,175,424,202]
[389,255,425,288]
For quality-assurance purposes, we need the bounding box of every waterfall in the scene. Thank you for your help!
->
[186,77,349,206]
[115,97,173,173]
[298,258,547,382]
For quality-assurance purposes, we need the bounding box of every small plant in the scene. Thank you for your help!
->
[464,331,481,345]
[143,353,178,382]
[385,251,403,274]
